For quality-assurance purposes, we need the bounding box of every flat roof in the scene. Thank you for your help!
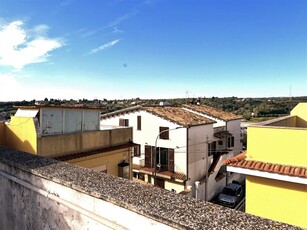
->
[15,105,100,111]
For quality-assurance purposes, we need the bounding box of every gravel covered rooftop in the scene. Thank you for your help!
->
[0,146,302,230]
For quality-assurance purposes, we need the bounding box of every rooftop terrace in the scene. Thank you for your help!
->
[0,146,302,229]
[253,115,307,129]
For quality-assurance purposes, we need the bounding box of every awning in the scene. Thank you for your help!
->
[214,130,232,139]
[15,109,39,117]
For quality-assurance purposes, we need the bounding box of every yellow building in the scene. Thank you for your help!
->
[225,102,307,228]
[0,106,134,179]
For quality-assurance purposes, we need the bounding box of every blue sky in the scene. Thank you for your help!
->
[0,0,306,101]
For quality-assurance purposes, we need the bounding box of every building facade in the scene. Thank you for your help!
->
[101,105,243,200]
[225,102,307,228]
[0,106,134,179]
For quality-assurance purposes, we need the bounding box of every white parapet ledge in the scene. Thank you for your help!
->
[227,166,307,185]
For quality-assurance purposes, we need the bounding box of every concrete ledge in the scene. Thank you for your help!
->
[0,146,302,229]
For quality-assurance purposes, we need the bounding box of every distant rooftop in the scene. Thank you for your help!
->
[183,104,242,121]
[15,105,100,111]
[101,105,216,127]
[144,106,215,127]
[0,146,302,229]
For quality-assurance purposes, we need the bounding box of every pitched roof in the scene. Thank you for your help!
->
[144,106,215,127]
[101,106,215,127]
[101,105,142,119]
[183,104,242,121]
[224,152,307,178]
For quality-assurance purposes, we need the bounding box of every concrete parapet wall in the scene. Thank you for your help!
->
[37,127,132,157]
[0,146,301,230]
[0,147,172,229]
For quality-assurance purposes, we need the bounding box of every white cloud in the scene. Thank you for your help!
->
[112,27,124,33]
[0,73,85,101]
[107,10,138,28]
[30,24,50,37]
[0,20,64,69]
[88,39,121,55]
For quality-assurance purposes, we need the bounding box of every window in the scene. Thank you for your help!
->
[218,140,223,146]
[208,141,216,156]
[215,165,226,181]
[133,144,141,157]
[156,147,168,170]
[159,127,169,140]
[156,147,174,172]
[119,118,129,127]
[145,145,154,168]
[227,136,234,148]
[137,116,141,130]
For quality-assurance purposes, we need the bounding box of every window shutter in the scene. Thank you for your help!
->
[227,136,234,148]
[168,148,174,172]
[159,127,169,140]
[134,145,141,157]
[145,145,153,168]
[119,118,124,126]
[137,116,141,130]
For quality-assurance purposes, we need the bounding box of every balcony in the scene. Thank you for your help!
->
[132,157,145,170]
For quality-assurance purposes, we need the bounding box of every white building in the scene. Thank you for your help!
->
[101,105,243,201]
[182,104,244,200]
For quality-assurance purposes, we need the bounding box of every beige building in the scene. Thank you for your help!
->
[0,106,134,179]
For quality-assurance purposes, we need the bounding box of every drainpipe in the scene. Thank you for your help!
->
[226,120,229,186]
[186,126,189,189]
[205,136,209,201]
[195,181,200,200]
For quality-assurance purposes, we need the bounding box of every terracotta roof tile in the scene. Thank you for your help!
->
[225,154,307,179]
[144,106,215,126]
[172,172,187,181]
[183,104,242,121]
[101,106,142,119]
[223,151,247,165]
[101,106,215,127]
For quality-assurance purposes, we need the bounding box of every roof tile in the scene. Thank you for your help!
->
[102,106,216,126]
[144,106,215,126]
[225,152,307,178]
[183,104,242,121]
[172,172,187,181]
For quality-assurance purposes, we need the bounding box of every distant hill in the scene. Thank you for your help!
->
[1,96,306,122]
